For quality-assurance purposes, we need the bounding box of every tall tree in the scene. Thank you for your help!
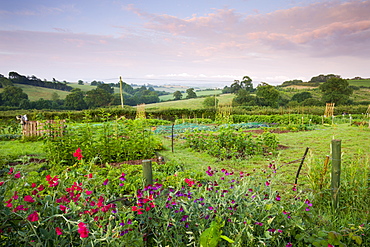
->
[173,91,183,100]
[319,77,353,105]
[186,88,197,99]
[256,82,280,107]
[64,88,87,110]
[85,88,114,108]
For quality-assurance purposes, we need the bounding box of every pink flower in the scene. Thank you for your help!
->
[286,243,293,247]
[27,211,39,222]
[85,191,93,195]
[103,179,109,185]
[78,222,89,238]
[24,195,35,203]
[55,227,63,235]
[265,181,270,186]
[0,181,4,186]
[73,148,84,160]
[14,172,21,179]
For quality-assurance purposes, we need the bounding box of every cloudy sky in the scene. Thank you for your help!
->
[1,0,369,87]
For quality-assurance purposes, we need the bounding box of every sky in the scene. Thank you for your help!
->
[1,0,369,87]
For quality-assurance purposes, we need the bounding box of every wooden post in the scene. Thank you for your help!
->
[142,160,153,187]
[331,139,341,210]
[171,123,174,153]
[119,76,124,108]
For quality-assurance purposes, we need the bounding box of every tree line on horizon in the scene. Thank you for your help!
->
[0,72,367,111]
[0,72,171,110]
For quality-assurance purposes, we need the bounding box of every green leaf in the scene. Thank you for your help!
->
[352,235,362,245]
[220,235,234,243]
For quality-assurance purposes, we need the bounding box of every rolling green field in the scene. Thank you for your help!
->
[159,89,223,101]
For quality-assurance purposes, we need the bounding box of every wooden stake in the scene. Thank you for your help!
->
[142,160,153,187]
[171,123,174,153]
[331,139,341,210]
[294,147,309,185]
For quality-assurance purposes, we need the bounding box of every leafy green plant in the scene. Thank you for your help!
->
[43,119,163,165]
[183,126,279,159]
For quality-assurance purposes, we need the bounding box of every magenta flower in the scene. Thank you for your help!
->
[78,222,89,238]
[14,172,21,179]
[103,179,109,185]
[55,227,63,235]
[286,243,293,247]
[24,195,35,203]
[27,211,39,222]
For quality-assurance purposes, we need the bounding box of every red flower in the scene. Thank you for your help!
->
[0,181,4,186]
[85,191,93,195]
[73,148,84,160]
[27,211,39,222]
[78,222,89,238]
[55,227,63,235]
[184,178,195,187]
[46,175,59,187]
[132,206,144,214]
[14,172,21,179]
[59,205,67,213]
[8,167,14,174]
[24,195,35,203]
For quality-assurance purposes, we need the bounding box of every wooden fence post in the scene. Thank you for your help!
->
[142,160,153,187]
[331,139,341,210]
[171,123,174,153]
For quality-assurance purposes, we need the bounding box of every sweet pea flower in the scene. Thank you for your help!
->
[24,195,35,203]
[78,222,89,238]
[14,172,21,179]
[55,227,63,235]
[27,211,39,222]
[73,148,84,160]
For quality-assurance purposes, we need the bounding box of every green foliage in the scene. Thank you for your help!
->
[200,216,234,247]
[232,114,331,125]
[256,82,280,107]
[43,119,163,165]
[202,96,219,108]
[291,91,312,103]
[173,90,183,100]
[183,126,279,159]
[319,77,353,105]
[186,88,197,99]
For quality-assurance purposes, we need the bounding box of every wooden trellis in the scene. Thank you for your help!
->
[324,103,335,117]
[136,104,146,119]
[216,103,233,124]
[22,120,66,137]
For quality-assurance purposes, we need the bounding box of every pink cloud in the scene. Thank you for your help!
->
[125,1,370,58]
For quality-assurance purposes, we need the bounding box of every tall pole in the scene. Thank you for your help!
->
[119,76,124,108]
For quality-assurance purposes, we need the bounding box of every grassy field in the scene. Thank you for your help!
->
[159,89,223,101]
[11,84,71,100]
[348,79,370,87]
[148,93,234,109]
